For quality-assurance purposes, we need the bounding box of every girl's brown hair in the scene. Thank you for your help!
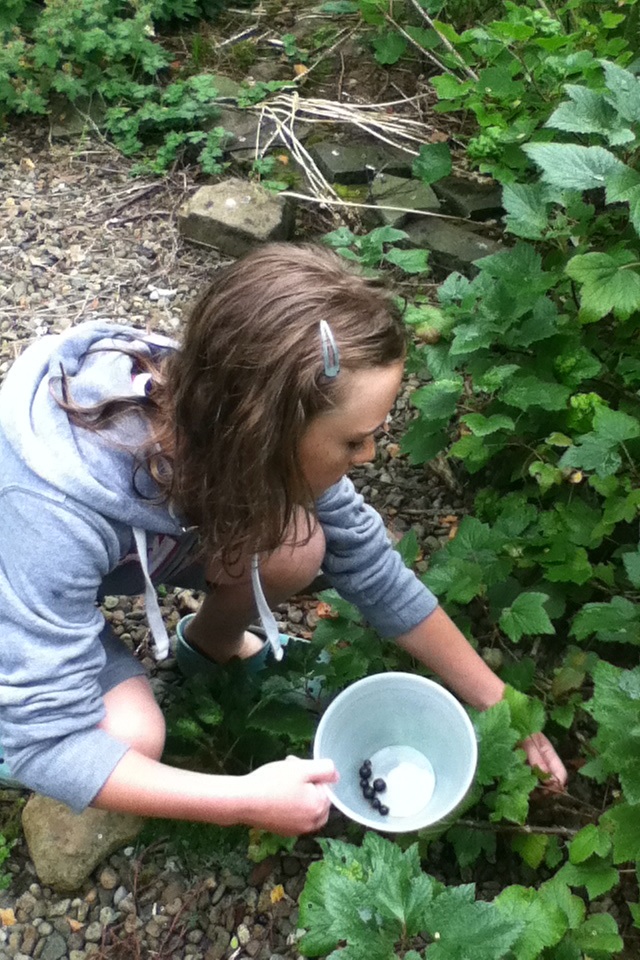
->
[60,243,406,569]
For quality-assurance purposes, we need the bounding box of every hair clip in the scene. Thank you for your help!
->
[319,320,340,378]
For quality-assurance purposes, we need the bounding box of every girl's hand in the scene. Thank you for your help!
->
[521,732,567,792]
[240,756,339,835]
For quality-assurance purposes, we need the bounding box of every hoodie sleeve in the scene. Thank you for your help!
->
[0,487,132,812]
[315,477,438,638]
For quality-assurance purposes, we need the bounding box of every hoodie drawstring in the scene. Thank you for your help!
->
[132,527,170,659]
[132,530,283,663]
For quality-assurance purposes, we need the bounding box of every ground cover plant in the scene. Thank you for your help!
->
[2,0,640,957]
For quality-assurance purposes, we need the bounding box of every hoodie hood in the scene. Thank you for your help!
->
[0,320,183,536]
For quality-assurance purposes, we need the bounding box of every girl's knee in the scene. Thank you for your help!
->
[100,677,166,761]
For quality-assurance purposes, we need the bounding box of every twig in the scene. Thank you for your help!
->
[277,190,466,222]
[406,0,480,82]
[215,26,261,48]
[385,14,454,78]
[456,819,579,839]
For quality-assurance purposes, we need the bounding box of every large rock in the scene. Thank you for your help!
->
[432,175,504,220]
[178,179,295,256]
[405,218,503,272]
[309,139,413,184]
[22,794,143,892]
[369,173,440,227]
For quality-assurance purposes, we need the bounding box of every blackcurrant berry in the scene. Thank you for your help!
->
[359,762,371,779]
[371,797,381,810]
[363,785,375,800]
[359,777,370,789]
[378,804,389,816]
[373,778,386,793]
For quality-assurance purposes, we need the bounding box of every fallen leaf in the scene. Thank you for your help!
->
[270,884,285,904]
[293,63,309,77]
[20,157,35,172]
[387,443,401,458]
[440,514,458,525]
[67,918,84,932]
[0,908,16,926]
[316,602,338,620]
[429,130,449,143]
[276,154,289,165]
[447,524,459,540]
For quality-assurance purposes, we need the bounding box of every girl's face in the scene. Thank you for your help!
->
[299,361,405,497]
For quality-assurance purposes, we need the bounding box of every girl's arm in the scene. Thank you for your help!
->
[92,752,338,836]
[396,606,568,790]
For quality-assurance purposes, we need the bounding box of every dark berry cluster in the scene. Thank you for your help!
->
[358,759,389,816]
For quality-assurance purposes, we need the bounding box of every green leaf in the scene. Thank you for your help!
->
[500,594,555,643]
[473,701,520,786]
[602,802,640,863]
[411,379,463,418]
[511,833,548,870]
[623,549,640,588]
[247,702,315,741]
[569,824,612,864]
[384,247,430,274]
[422,887,523,960]
[447,827,496,870]
[495,885,569,960]
[601,60,640,124]
[502,182,551,239]
[570,913,623,954]
[559,406,640,477]
[503,687,545,740]
[396,529,420,568]
[523,143,626,191]
[546,85,623,140]
[565,250,640,321]
[557,859,619,900]
[605,165,640,235]
[502,375,571,412]
[412,142,452,185]
[400,422,448,464]
[461,414,515,437]
[372,30,407,65]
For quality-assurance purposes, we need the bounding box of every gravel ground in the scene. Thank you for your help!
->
[0,121,471,960]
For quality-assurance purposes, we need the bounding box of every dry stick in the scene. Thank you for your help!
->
[456,819,579,839]
[385,14,454,79]
[278,190,467,222]
[407,0,480,83]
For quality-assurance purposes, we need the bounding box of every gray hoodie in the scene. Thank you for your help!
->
[0,321,437,811]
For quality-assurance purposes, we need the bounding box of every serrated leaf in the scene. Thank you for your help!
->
[412,142,452,185]
[495,885,569,960]
[384,247,430,274]
[523,143,626,191]
[546,85,623,141]
[571,597,640,644]
[623,549,640,588]
[557,859,619,899]
[422,888,522,960]
[372,30,407,65]
[400,422,448,464]
[461,413,515,436]
[602,802,640,863]
[396,529,420,568]
[503,687,545,739]
[502,182,551,239]
[473,701,520,786]
[605,165,640,235]
[511,833,548,869]
[447,826,496,870]
[569,823,612,865]
[601,59,640,124]
[500,593,555,643]
[565,250,640,321]
[411,379,463,418]
[502,375,571,412]
[570,913,623,954]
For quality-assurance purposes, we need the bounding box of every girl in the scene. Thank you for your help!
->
[0,244,566,836]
